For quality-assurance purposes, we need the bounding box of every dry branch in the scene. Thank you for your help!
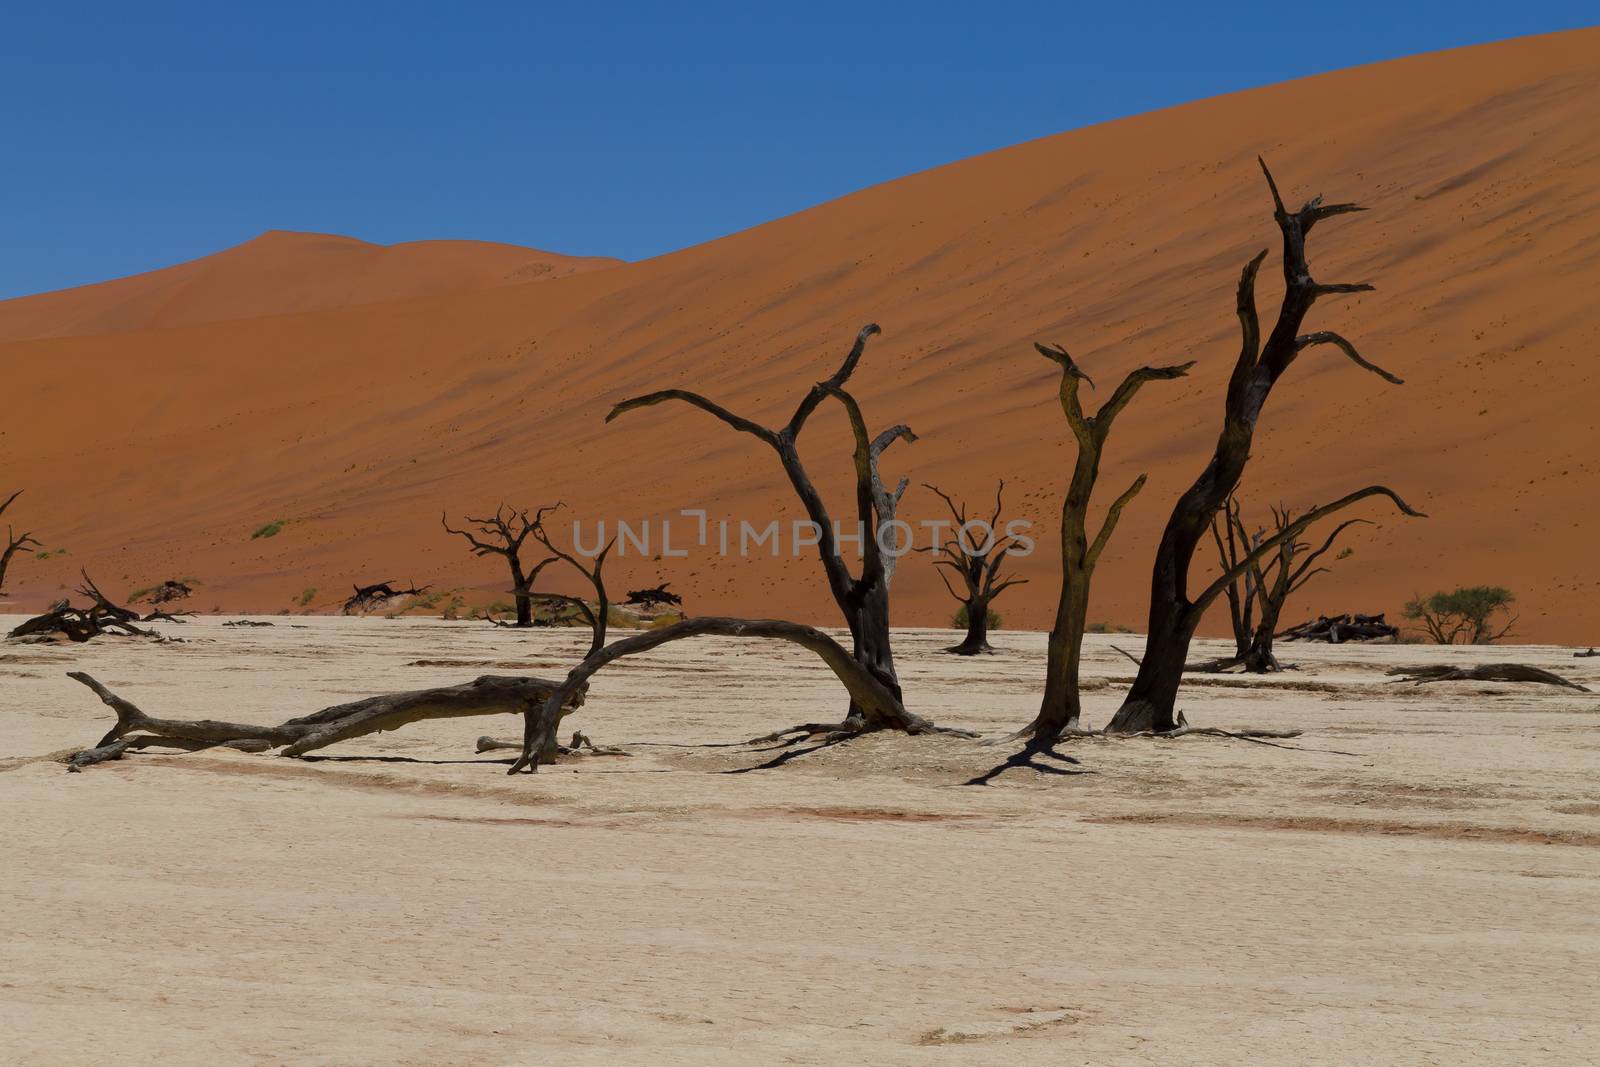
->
[507,616,973,774]
[342,581,429,614]
[1384,664,1591,691]
[1279,613,1399,643]
[62,670,586,769]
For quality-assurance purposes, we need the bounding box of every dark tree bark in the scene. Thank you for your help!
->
[1012,345,1193,746]
[920,482,1028,655]
[507,616,946,774]
[1278,613,1399,643]
[62,670,583,768]
[442,504,560,627]
[8,571,175,643]
[1385,663,1590,691]
[607,324,917,729]
[625,583,683,608]
[342,581,430,614]
[1,490,41,596]
[1107,160,1421,734]
[1209,496,1259,658]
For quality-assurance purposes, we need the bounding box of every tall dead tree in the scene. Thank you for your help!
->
[1,490,40,596]
[442,504,559,627]
[1107,160,1421,734]
[607,324,917,732]
[1013,345,1192,746]
[920,482,1027,655]
[1208,496,1369,672]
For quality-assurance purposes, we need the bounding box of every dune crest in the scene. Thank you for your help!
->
[0,230,618,340]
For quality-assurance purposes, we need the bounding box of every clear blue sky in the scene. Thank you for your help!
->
[1,2,1593,299]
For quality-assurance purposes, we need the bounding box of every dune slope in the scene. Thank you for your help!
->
[2,29,1597,641]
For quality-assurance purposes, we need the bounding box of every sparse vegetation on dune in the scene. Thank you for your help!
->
[250,519,286,540]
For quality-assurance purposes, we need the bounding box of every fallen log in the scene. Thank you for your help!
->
[1279,612,1399,643]
[8,571,177,643]
[476,732,630,757]
[63,670,587,769]
[625,583,683,608]
[342,581,429,614]
[1576,648,1598,659]
[1384,663,1591,691]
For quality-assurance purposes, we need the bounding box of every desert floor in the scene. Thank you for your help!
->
[2,618,1597,1065]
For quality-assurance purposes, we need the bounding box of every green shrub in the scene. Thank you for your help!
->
[251,520,286,540]
[1403,586,1516,644]
[298,587,317,606]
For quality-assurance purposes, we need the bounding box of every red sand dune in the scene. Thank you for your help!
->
[0,232,618,341]
[3,29,1598,642]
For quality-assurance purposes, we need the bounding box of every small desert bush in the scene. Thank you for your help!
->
[1403,585,1516,644]
[251,520,286,540]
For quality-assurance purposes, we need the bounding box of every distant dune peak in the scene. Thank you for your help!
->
[0,229,618,342]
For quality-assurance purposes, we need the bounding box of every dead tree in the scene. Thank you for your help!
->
[1,490,40,596]
[8,571,173,643]
[146,580,195,605]
[342,581,429,614]
[1204,496,1370,672]
[920,482,1027,654]
[1010,344,1192,746]
[442,504,559,627]
[607,324,919,732]
[1210,496,1260,660]
[506,616,953,774]
[527,505,615,658]
[1107,159,1422,734]
[61,671,584,770]
[625,583,683,609]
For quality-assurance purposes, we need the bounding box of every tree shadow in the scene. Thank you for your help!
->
[964,745,1092,787]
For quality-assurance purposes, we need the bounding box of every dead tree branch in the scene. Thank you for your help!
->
[0,490,40,596]
[342,581,430,614]
[507,616,973,774]
[62,670,585,770]
[1384,664,1591,691]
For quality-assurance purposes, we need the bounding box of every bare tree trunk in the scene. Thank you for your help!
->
[1108,160,1417,734]
[1014,345,1191,747]
[949,597,993,655]
[509,558,533,627]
